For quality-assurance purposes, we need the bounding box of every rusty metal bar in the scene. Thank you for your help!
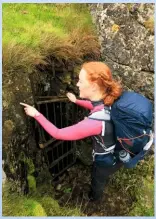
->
[45,103,49,120]
[61,158,63,171]
[36,95,66,99]
[60,102,62,128]
[51,160,75,180]
[39,138,57,149]
[45,140,62,152]
[49,149,75,169]
[61,139,63,158]
[57,145,59,172]
[29,72,79,180]
[37,98,68,105]
[53,102,56,125]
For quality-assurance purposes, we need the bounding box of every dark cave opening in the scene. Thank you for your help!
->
[29,70,86,180]
[34,98,84,180]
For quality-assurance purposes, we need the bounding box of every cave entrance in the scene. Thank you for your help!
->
[29,72,85,180]
[36,97,78,180]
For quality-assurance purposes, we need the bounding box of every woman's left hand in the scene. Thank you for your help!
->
[20,102,40,117]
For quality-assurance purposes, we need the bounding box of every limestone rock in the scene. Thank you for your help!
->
[89,3,154,101]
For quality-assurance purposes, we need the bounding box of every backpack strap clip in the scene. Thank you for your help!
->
[143,131,153,151]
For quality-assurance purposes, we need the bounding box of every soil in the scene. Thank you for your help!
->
[52,161,133,216]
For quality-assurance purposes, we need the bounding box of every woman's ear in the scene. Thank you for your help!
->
[91,82,99,91]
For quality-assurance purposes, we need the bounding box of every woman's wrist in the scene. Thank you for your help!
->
[34,111,40,117]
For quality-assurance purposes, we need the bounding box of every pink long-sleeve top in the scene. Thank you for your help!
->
[34,99,104,141]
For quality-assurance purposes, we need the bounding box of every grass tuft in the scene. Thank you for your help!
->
[3,3,100,74]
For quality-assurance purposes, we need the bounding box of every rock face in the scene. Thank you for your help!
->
[2,67,41,191]
[89,3,154,101]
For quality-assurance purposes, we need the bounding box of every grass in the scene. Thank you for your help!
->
[3,3,100,74]
[129,178,154,216]
[3,154,154,216]
[2,181,84,216]
[3,3,95,49]
[109,153,154,216]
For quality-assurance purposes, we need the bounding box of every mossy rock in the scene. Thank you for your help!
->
[26,158,35,174]
[39,197,63,216]
[23,199,47,216]
[27,175,36,193]
[19,152,35,174]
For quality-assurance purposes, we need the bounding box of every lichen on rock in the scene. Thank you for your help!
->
[89,3,154,101]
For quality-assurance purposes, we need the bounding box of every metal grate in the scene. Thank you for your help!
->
[35,97,79,179]
[29,73,85,179]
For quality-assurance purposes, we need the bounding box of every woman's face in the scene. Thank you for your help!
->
[76,68,93,99]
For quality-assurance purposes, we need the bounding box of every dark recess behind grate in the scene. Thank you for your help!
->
[30,72,86,180]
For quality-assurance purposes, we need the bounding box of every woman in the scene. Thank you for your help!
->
[20,61,123,201]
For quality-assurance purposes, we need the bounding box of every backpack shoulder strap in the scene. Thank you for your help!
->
[88,107,112,137]
[88,107,111,121]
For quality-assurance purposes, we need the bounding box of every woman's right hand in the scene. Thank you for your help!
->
[66,92,77,103]
[20,102,40,117]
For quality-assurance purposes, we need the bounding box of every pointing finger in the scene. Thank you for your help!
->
[20,102,31,107]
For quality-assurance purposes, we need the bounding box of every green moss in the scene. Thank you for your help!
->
[26,158,35,174]
[19,152,35,174]
[39,197,63,216]
[27,175,36,193]
[8,160,16,175]
[18,152,36,192]
[3,188,46,216]
[23,199,47,216]
[18,151,26,162]
[2,181,83,216]
[31,196,81,216]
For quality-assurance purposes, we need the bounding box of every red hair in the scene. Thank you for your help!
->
[82,61,122,106]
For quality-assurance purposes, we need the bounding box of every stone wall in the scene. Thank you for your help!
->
[89,3,154,101]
